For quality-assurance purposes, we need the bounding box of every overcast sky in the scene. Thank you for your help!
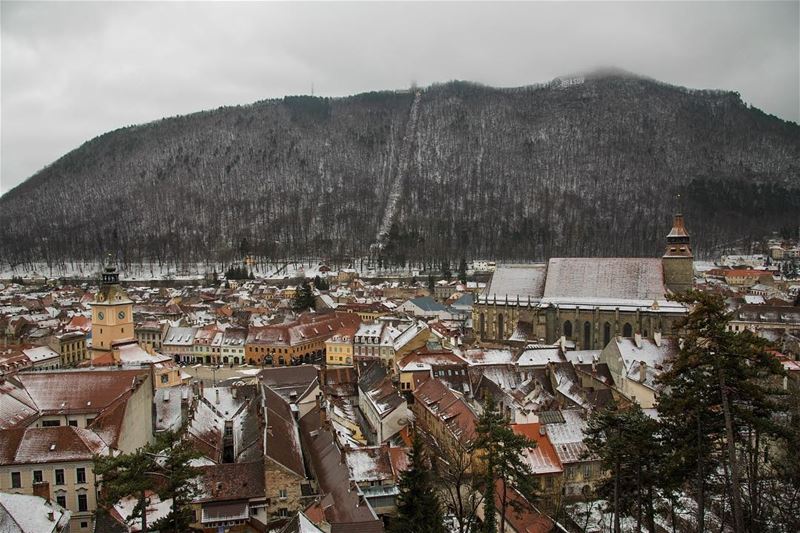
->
[1,1,798,196]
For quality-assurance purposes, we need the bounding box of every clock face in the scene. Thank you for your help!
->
[118,311,126,320]
[97,311,105,321]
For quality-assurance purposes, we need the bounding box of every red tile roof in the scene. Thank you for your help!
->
[0,426,108,465]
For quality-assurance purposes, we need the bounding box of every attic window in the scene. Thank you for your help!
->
[49,444,56,451]
[86,401,91,407]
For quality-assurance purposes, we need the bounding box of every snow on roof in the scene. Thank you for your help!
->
[462,348,516,365]
[1,426,108,465]
[544,410,593,464]
[15,369,147,415]
[544,258,666,301]
[345,446,393,482]
[482,264,547,302]
[113,491,171,532]
[517,346,563,367]
[117,343,172,365]
[0,492,70,533]
[21,346,59,363]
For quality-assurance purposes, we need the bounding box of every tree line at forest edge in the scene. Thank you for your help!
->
[92,291,798,532]
[2,74,799,269]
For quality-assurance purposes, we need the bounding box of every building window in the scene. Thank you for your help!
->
[78,493,88,512]
[497,314,504,339]
[278,488,287,499]
[603,322,611,347]
[161,374,169,384]
[583,464,592,479]
[33,470,43,483]
[622,323,633,338]
[563,320,573,338]
[11,472,21,488]
[42,420,60,427]
[279,508,288,517]
[69,420,78,427]
[56,495,67,508]
[583,321,591,350]
[80,521,88,529]
[55,469,65,485]
[76,467,86,484]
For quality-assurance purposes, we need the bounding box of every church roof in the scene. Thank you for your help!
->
[481,264,546,304]
[543,258,666,302]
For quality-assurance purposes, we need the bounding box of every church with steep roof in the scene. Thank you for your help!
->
[472,215,694,348]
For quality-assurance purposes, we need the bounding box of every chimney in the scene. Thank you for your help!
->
[653,331,662,347]
[33,481,50,502]
[48,510,55,522]
[634,332,642,349]
[639,361,647,383]
[215,389,220,405]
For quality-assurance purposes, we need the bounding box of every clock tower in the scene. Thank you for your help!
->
[91,257,134,359]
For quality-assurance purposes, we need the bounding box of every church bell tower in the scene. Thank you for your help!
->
[662,214,694,294]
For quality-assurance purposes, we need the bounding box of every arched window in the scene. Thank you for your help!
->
[622,323,633,338]
[480,313,486,338]
[497,314,504,339]
[563,320,573,338]
[603,322,611,347]
[583,321,592,350]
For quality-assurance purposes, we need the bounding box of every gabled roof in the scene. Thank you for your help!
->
[264,386,306,478]
[512,423,563,475]
[0,426,108,465]
[0,492,71,533]
[13,369,148,416]
[413,378,477,443]
[358,364,405,419]
[543,257,666,302]
[482,264,547,303]
[195,460,266,503]
[298,407,384,532]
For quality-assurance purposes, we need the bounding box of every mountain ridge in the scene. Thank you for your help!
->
[2,71,798,267]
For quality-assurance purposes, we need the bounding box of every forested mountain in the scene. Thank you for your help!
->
[1,70,798,270]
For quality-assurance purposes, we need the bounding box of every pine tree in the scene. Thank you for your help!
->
[658,290,786,533]
[458,258,467,283]
[441,260,452,280]
[473,394,537,533]
[94,446,159,532]
[585,402,664,533]
[150,432,202,532]
[292,278,315,311]
[392,432,447,533]
[95,432,201,533]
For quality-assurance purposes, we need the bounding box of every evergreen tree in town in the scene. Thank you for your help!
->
[292,278,316,311]
[150,431,203,532]
[95,446,158,532]
[95,432,201,533]
[392,432,447,533]
[441,260,452,280]
[657,290,786,533]
[585,402,665,533]
[473,394,537,533]
[458,258,468,283]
